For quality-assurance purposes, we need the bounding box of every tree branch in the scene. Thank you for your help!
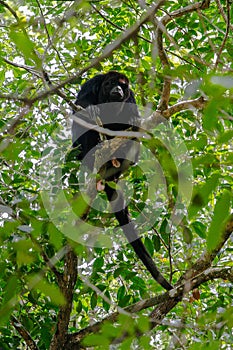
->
[66,292,170,347]
[142,96,207,130]
[0,0,19,20]
[11,316,39,350]
[28,0,165,103]
[50,247,78,350]
[2,57,42,78]
[150,215,233,322]
[214,0,231,69]
[65,264,233,347]
[215,0,233,31]
[155,0,211,111]
[149,265,233,323]
[112,266,233,344]
[65,216,233,347]
[179,215,233,285]
[163,96,207,118]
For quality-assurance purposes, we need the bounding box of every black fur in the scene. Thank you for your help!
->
[72,71,173,291]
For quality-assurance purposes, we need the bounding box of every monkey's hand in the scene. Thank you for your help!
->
[96,180,105,191]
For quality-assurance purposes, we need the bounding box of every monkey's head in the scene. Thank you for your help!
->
[98,71,130,103]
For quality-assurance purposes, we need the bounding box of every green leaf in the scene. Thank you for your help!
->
[217,129,233,144]
[152,235,161,251]
[118,295,131,307]
[191,221,206,239]
[9,30,41,66]
[3,276,18,303]
[26,275,65,305]
[189,340,220,350]
[102,290,111,311]
[137,315,150,332]
[75,300,82,313]
[71,194,89,217]
[182,226,193,244]
[160,218,169,234]
[93,257,104,271]
[83,333,109,347]
[13,239,38,267]
[2,140,25,161]
[207,191,231,251]
[90,292,97,309]
[189,173,220,218]
[117,285,126,302]
[202,101,219,131]
[144,236,154,256]
[48,223,63,249]
[0,276,18,325]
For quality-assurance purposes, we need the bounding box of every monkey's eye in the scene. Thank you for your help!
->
[105,80,116,87]
[119,81,128,88]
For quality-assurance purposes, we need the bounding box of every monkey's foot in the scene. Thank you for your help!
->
[111,158,121,168]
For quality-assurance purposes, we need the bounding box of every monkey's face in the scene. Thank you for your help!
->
[98,74,130,103]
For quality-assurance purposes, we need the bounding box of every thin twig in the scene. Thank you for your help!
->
[214,0,231,69]
[215,0,233,31]
[11,316,39,350]
[35,0,68,73]
[28,0,166,103]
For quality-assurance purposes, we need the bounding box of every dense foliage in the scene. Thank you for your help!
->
[0,0,232,349]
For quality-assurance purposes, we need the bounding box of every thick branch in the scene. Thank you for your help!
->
[50,248,78,350]
[179,215,233,284]
[162,1,211,27]
[150,265,232,322]
[65,265,232,347]
[142,96,207,129]
[0,0,19,20]
[65,217,233,347]
[150,215,233,322]
[113,266,233,344]
[70,95,206,142]
[66,292,170,347]
[163,96,207,118]
[155,23,170,111]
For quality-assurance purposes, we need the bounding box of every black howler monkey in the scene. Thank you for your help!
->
[72,71,173,291]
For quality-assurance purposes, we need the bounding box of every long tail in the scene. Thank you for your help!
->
[105,184,173,291]
[130,238,173,291]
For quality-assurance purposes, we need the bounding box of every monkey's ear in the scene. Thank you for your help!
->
[126,90,137,104]
[75,74,105,108]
